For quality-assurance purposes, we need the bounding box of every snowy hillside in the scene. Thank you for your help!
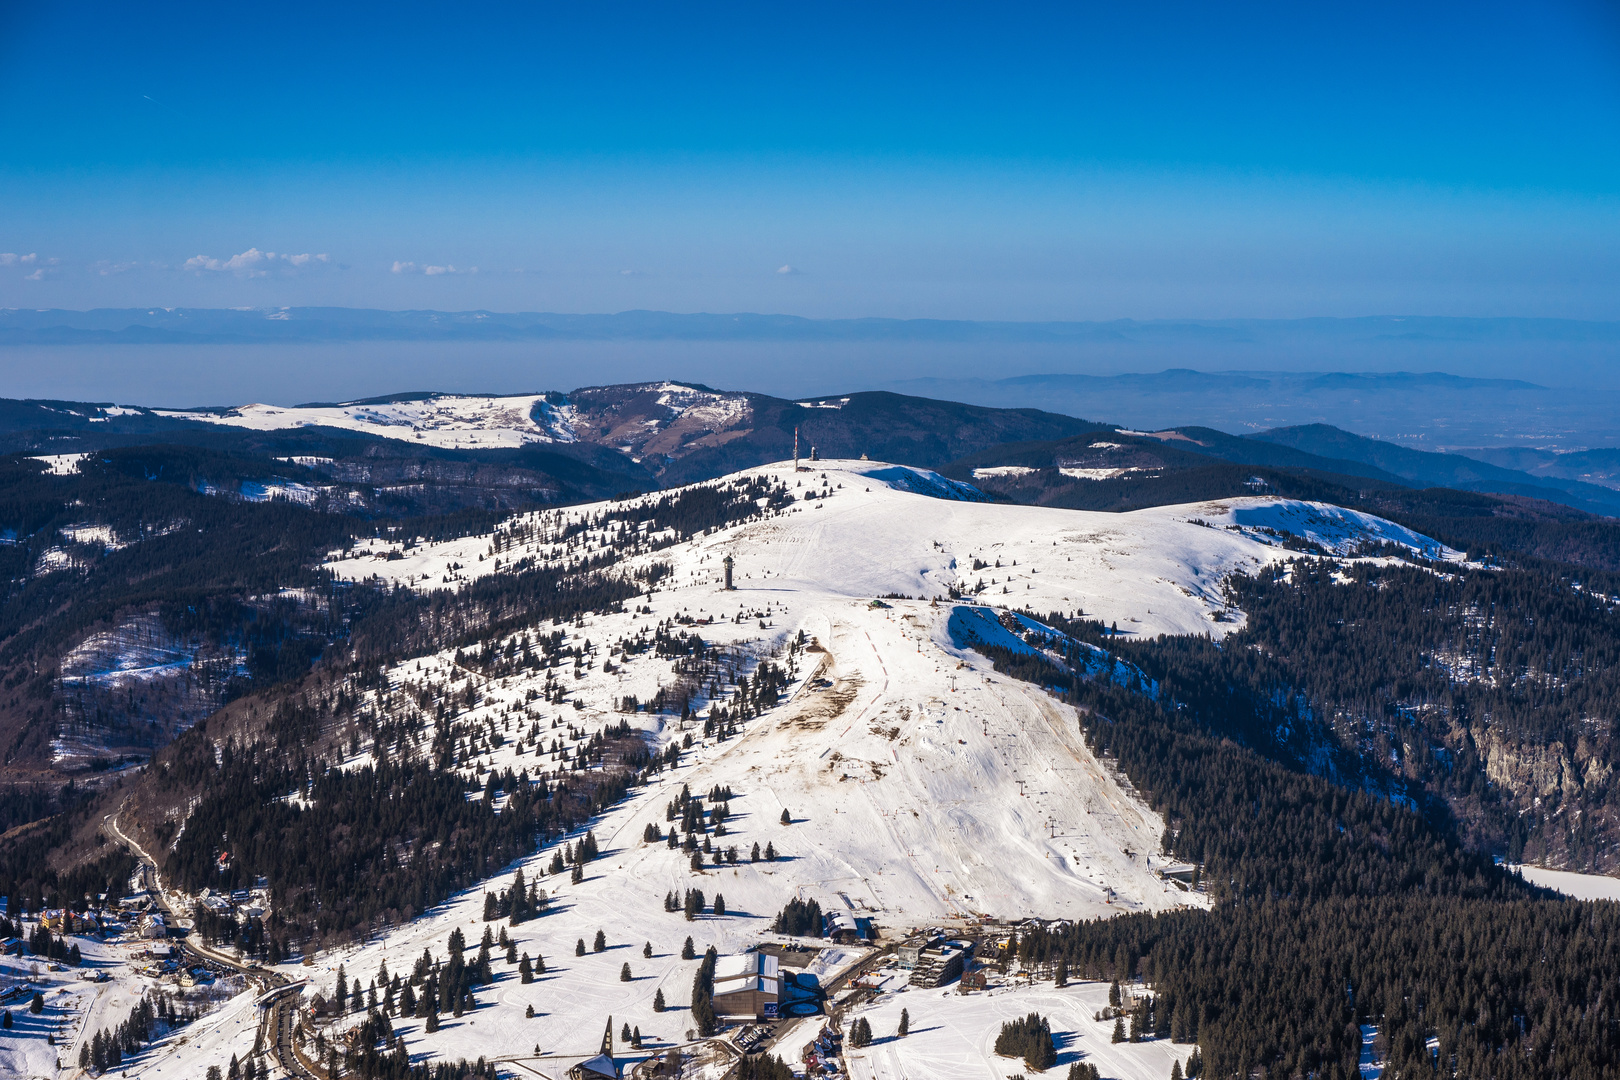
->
[149,382,759,454]
[319,460,1457,926]
[324,460,1205,924]
[1185,498,1462,561]
[156,393,576,449]
[330,459,1458,638]
[226,460,1457,1074]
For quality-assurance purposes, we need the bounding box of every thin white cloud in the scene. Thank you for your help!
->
[777,264,803,275]
[24,268,45,281]
[0,253,38,266]
[393,260,477,276]
[185,248,330,276]
[92,260,147,276]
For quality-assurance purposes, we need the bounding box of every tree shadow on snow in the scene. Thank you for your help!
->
[875,1025,943,1044]
[1053,1030,1087,1065]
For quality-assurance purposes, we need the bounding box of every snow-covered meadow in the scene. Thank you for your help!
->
[841,971,1193,1080]
[0,932,256,1080]
[156,394,575,450]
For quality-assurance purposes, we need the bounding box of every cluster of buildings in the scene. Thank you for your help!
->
[131,942,219,987]
[39,907,116,935]
[194,885,267,923]
[798,1021,843,1076]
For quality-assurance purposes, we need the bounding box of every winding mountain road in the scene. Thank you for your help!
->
[105,801,320,1079]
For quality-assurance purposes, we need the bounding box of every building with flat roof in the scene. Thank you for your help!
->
[907,940,974,988]
[711,951,781,1019]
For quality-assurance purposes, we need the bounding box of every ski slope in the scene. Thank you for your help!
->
[842,975,1193,1080]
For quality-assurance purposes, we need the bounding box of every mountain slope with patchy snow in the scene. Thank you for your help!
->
[157,393,575,449]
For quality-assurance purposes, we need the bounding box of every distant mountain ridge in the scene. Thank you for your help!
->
[1245,425,1620,515]
[4,306,1619,346]
[891,366,1600,452]
[2,381,1618,517]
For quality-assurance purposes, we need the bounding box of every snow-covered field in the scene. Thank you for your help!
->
[330,458,1455,639]
[1191,499,1462,562]
[30,453,90,476]
[841,973,1192,1080]
[156,393,574,449]
[151,383,764,459]
[105,980,260,1080]
[1510,864,1620,901]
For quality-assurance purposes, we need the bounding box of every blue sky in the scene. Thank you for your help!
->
[2,1,1618,318]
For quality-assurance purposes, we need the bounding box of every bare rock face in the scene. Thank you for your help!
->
[1483,734,1577,801]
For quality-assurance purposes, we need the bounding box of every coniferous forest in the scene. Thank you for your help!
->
[974,555,1620,1079]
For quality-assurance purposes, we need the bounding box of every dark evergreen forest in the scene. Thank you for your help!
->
[977,573,1620,1080]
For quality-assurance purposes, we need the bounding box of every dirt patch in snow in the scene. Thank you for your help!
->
[784,674,862,730]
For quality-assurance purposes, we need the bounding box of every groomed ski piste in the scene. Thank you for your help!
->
[102,458,1445,1080]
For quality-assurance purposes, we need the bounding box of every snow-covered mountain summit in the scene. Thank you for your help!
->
[320,460,1452,927]
[145,382,1098,480]
[331,457,1456,638]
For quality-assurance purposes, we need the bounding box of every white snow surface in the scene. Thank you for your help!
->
[1509,864,1620,901]
[842,976,1192,1080]
[1059,466,1163,480]
[156,393,574,449]
[1190,499,1462,561]
[31,452,90,476]
[60,523,123,550]
[285,460,1458,1075]
[329,459,1455,639]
